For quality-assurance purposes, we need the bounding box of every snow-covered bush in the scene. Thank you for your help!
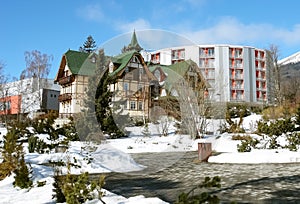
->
[237,137,259,152]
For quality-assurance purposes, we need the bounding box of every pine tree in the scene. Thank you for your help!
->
[142,123,151,137]
[94,68,126,137]
[61,161,96,204]
[78,49,127,139]
[0,127,22,179]
[75,49,107,141]
[52,169,66,203]
[79,35,97,53]
[13,154,32,189]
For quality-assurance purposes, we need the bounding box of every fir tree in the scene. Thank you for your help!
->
[75,49,107,141]
[0,127,23,179]
[142,123,151,137]
[13,154,32,189]
[78,49,127,139]
[94,69,126,138]
[79,35,97,53]
[61,161,96,204]
[52,169,66,203]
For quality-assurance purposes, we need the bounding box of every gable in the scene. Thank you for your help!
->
[55,50,96,82]
[110,51,156,81]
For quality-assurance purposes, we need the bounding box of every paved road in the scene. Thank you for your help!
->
[102,151,300,203]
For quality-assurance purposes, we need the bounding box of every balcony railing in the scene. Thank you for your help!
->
[231,85,244,90]
[58,93,72,102]
[58,75,75,85]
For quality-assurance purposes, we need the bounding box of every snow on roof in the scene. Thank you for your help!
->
[278,51,300,65]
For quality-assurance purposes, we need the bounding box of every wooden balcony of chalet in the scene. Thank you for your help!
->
[58,93,72,102]
[58,75,75,85]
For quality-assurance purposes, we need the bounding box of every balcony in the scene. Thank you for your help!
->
[257,86,266,91]
[231,85,244,90]
[58,75,75,85]
[230,74,243,80]
[58,93,72,102]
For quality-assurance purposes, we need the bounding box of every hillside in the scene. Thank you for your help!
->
[281,61,300,80]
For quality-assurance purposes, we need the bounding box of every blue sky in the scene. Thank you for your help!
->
[1,0,300,79]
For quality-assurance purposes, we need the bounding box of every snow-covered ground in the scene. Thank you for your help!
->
[0,114,300,203]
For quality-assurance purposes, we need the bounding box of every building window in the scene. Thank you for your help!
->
[124,82,129,91]
[199,48,205,57]
[208,48,214,56]
[124,100,128,109]
[138,101,143,110]
[139,67,144,75]
[0,101,11,111]
[199,59,205,67]
[138,83,143,91]
[130,101,136,110]
[125,67,129,73]
[154,70,161,81]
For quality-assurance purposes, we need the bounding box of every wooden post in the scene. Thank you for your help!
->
[198,142,212,162]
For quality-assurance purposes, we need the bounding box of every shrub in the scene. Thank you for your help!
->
[295,106,300,130]
[262,105,296,120]
[62,172,94,204]
[52,160,106,204]
[28,136,38,153]
[56,119,79,142]
[257,118,295,137]
[37,180,46,187]
[231,135,252,141]
[286,132,300,151]
[221,104,252,134]
[237,138,259,152]
[134,120,144,126]
[52,170,66,203]
[142,123,151,137]
[35,139,48,154]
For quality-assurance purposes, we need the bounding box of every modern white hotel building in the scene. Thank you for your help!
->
[145,45,267,104]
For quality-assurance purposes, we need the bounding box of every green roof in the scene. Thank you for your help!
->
[168,59,196,76]
[109,50,137,76]
[149,59,208,91]
[149,64,184,91]
[64,50,96,76]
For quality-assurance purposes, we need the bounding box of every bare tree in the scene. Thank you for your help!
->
[266,44,282,105]
[20,50,53,113]
[282,77,300,105]
[0,62,9,123]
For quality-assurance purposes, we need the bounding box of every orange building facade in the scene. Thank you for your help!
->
[0,95,21,115]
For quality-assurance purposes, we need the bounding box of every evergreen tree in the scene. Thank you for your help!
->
[0,127,23,179]
[79,35,97,53]
[77,49,127,139]
[94,69,126,138]
[52,169,66,203]
[13,154,32,189]
[74,49,107,141]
